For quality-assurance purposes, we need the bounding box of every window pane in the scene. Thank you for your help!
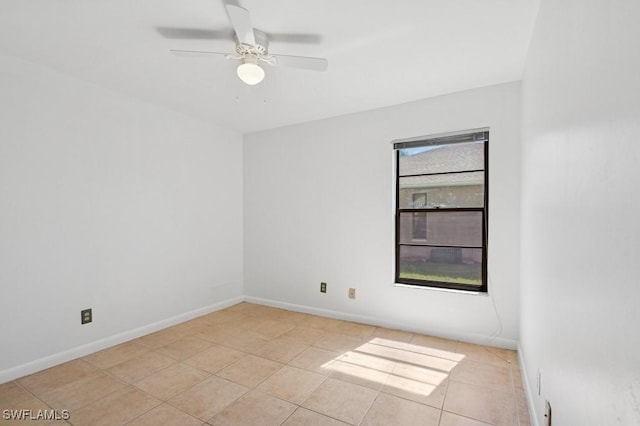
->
[399,172,484,208]
[399,141,484,176]
[399,211,483,246]
[411,212,427,239]
[398,245,482,286]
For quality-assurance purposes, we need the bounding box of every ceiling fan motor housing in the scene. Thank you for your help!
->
[237,29,269,55]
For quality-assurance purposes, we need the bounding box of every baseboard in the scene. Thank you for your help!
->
[0,296,243,384]
[517,342,540,426]
[243,296,518,350]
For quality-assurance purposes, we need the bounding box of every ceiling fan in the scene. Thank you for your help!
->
[168,4,328,86]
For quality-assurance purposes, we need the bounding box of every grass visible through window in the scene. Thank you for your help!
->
[399,262,482,286]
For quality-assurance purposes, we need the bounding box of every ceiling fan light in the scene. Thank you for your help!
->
[237,58,265,85]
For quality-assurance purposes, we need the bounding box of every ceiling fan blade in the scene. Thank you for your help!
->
[156,27,234,40]
[273,54,328,71]
[265,32,323,44]
[156,26,322,45]
[170,49,229,58]
[226,4,255,46]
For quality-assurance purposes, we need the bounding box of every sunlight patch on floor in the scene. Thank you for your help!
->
[357,343,457,372]
[322,337,464,397]
[369,338,465,362]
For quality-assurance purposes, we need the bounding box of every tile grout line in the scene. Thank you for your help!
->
[356,386,382,426]
[440,409,496,426]
[294,400,353,425]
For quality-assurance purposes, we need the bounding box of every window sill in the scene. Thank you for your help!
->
[393,282,488,296]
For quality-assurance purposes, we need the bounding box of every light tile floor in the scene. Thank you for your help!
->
[0,303,530,426]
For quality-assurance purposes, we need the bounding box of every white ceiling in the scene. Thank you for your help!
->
[0,0,539,134]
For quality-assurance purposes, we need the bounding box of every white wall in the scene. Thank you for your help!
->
[244,82,522,347]
[0,54,243,381]
[520,0,640,424]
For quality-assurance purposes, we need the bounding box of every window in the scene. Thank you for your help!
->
[394,129,488,292]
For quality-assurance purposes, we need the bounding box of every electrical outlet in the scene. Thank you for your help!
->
[320,282,327,293]
[544,400,552,426]
[81,308,92,325]
[348,288,356,299]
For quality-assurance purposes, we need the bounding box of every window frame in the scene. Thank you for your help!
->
[394,129,489,293]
